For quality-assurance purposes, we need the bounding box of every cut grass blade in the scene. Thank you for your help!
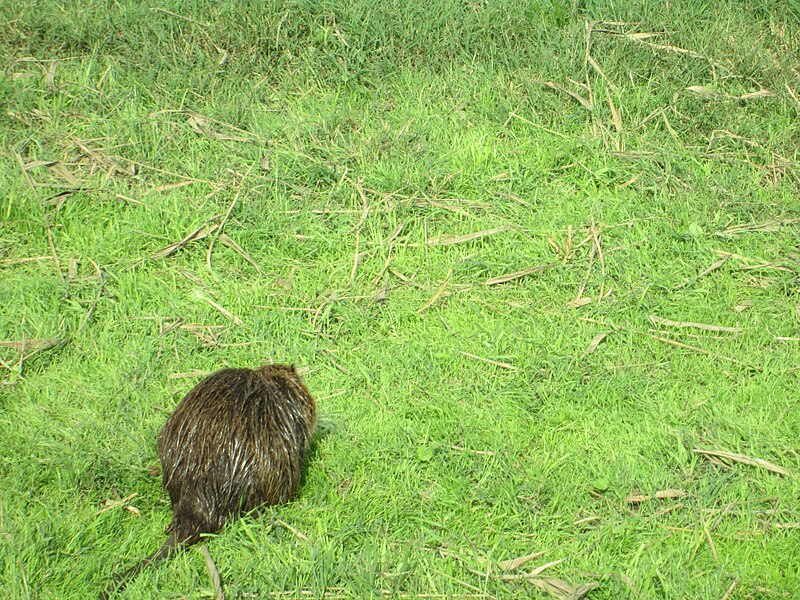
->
[497,558,566,581]
[694,448,792,477]
[0,338,68,351]
[527,576,598,599]
[582,332,607,357]
[417,270,452,314]
[146,216,222,261]
[496,551,548,572]
[543,81,594,111]
[459,351,516,371]
[627,489,686,504]
[425,225,512,247]
[200,546,224,600]
[484,264,559,286]
[649,315,741,333]
[194,292,243,327]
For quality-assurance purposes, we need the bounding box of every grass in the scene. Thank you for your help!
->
[1,0,799,598]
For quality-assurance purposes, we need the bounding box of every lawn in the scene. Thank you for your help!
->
[1,1,799,598]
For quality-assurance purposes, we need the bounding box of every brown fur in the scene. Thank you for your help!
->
[101,364,316,598]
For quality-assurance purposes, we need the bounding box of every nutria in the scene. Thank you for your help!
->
[101,364,316,598]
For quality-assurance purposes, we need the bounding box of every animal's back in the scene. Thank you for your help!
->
[101,364,316,598]
[157,365,316,542]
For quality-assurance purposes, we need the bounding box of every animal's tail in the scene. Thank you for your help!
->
[99,533,182,599]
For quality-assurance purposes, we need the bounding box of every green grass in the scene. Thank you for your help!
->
[2,1,799,598]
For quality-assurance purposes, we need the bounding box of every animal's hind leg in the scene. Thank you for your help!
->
[170,491,220,542]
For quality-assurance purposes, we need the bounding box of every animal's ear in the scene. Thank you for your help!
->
[290,364,297,374]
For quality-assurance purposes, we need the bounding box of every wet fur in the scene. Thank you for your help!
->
[101,364,316,598]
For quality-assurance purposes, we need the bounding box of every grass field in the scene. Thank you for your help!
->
[2,1,800,598]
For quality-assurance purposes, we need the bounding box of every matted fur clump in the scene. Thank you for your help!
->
[102,364,317,598]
